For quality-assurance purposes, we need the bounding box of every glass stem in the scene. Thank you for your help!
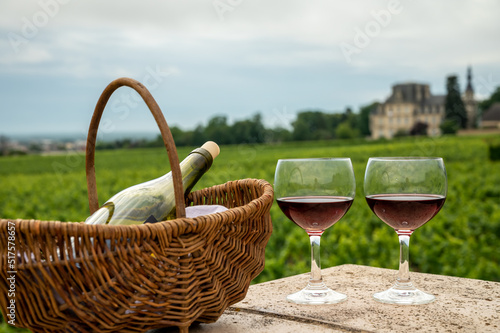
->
[309,235,323,286]
[396,233,412,287]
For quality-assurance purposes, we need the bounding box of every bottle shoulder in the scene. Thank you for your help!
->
[107,177,172,203]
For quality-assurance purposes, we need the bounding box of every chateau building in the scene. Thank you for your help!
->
[370,67,477,139]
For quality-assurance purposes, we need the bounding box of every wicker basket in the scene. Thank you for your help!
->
[0,78,273,333]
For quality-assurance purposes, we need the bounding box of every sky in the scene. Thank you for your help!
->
[1,0,499,139]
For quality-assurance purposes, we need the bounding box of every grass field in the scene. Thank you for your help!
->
[1,135,499,332]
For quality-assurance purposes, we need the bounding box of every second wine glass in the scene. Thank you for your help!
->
[364,157,447,305]
[274,158,355,304]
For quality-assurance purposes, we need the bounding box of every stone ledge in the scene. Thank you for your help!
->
[152,264,500,332]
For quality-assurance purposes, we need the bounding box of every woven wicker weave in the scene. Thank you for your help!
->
[0,78,273,333]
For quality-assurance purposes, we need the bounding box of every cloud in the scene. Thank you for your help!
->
[2,1,499,70]
[0,0,499,135]
[0,40,52,66]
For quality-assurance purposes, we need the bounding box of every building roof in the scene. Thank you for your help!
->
[385,83,444,106]
[482,103,500,121]
[426,95,446,106]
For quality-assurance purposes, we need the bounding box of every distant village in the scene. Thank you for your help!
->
[0,136,87,156]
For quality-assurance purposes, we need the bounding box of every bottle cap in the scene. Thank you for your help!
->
[201,141,220,159]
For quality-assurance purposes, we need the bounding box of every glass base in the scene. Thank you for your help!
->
[287,283,347,305]
[373,284,435,305]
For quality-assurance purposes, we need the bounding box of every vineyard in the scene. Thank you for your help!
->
[1,134,499,332]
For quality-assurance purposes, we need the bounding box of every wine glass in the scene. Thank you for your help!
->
[364,157,447,305]
[274,158,355,304]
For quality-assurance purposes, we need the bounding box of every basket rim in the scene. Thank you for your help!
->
[3,178,274,238]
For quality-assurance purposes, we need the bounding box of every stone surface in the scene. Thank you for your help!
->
[151,264,500,332]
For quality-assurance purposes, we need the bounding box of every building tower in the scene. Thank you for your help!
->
[463,66,477,128]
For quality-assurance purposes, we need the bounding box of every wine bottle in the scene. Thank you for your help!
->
[85,141,220,225]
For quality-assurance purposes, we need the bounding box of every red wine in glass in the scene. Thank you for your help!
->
[364,157,447,305]
[274,158,356,304]
[366,194,445,232]
[277,196,353,236]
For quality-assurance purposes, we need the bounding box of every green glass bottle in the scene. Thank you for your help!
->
[85,141,220,225]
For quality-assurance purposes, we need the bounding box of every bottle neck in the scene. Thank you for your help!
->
[159,146,213,196]
[187,147,213,171]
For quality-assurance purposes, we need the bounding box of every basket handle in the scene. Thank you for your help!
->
[85,77,186,218]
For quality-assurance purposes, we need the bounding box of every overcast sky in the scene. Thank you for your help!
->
[1,0,499,139]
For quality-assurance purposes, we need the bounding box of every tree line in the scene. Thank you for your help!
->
[109,77,500,149]
[97,77,500,149]
[3,81,499,154]
[97,103,379,149]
